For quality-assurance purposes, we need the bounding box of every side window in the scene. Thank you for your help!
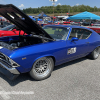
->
[68,28,92,40]
[68,28,83,40]
[81,29,92,39]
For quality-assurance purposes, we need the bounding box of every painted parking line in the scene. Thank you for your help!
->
[0,86,10,100]
[0,86,34,100]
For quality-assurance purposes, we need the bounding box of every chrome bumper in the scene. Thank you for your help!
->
[0,59,20,80]
[0,52,20,80]
[0,62,20,74]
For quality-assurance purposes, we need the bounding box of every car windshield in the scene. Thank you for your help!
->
[0,24,16,31]
[43,26,70,40]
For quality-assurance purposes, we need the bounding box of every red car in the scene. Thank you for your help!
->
[88,26,100,34]
[63,21,71,24]
[0,24,25,37]
[63,20,73,24]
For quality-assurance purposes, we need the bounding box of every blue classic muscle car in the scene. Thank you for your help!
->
[0,4,100,81]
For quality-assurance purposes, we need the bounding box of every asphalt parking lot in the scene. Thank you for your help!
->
[0,56,100,100]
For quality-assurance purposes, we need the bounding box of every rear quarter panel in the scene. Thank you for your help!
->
[87,29,100,52]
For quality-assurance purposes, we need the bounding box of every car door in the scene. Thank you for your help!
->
[65,28,92,61]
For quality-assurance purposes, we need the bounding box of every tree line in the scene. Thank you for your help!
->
[22,5,100,15]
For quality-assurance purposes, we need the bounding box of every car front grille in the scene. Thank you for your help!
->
[0,53,7,60]
[0,52,12,68]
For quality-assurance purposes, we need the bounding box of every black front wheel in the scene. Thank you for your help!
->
[29,57,54,81]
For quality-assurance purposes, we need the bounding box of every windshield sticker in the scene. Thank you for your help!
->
[67,47,76,55]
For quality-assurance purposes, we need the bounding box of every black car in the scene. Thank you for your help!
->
[82,20,96,26]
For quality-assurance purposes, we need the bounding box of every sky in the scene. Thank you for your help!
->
[0,0,100,9]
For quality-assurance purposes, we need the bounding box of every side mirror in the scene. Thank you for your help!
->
[71,37,79,42]
[12,29,17,34]
[12,29,17,32]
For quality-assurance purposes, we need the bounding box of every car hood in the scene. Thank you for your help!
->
[0,4,53,40]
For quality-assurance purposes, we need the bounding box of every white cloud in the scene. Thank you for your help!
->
[19,4,25,8]
[76,3,79,6]
[57,3,61,5]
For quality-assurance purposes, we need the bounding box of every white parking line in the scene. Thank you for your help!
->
[0,86,10,100]
[0,86,34,100]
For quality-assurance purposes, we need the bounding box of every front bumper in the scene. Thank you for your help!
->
[0,60,20,80]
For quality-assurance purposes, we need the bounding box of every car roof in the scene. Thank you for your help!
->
[45,25,98,34]
[45,25,92,30]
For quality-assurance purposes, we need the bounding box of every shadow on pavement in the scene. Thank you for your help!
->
[0,57,88,86]
[0,72,35,86]
[54,57,88,71]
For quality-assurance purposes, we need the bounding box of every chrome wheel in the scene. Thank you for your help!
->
[34,59,51,76]
[30,57,54,80]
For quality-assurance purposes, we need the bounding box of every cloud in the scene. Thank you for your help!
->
[76,3,79,6]
[19,4,25,8]
[57,3,61,5]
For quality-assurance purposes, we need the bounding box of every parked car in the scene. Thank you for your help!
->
[82,20,96,26]
[0,16,7,21]
[0,4,100,81]
[82,21,91,26]
[0,24,16,31]
[88,25,100,34]
[0,24,25,37]
[91,21,100,26]
[88,21,100,34]
[63,20,73,24]
[0,21,11,28]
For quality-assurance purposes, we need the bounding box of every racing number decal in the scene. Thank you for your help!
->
[67,47,76,55]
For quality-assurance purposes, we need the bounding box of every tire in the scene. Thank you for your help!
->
[29,57,54,81]
[88,47,100,60]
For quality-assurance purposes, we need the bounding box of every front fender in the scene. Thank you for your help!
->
[32,54,56,65]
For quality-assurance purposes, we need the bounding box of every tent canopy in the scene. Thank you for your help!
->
[37,12,49,17]
[29,16,36,21]
[68,11,100,20]
[37,18,42,21]
[29,16,43,21]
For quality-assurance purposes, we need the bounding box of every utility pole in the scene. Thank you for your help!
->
[52,0,55,22]
[49,0,58,23]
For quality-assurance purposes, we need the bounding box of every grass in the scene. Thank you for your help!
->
[27,12,100,16]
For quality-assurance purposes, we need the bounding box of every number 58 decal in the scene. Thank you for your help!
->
[67,47,76,55]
